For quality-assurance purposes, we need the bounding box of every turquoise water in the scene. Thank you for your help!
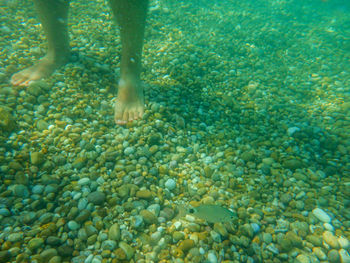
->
[0,0,349,262]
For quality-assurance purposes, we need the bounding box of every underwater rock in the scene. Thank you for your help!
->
[0,106,16,132]
[87,191,106,205]
[36,119,49,131]
[283,158,303,170]
[30,152,44,166]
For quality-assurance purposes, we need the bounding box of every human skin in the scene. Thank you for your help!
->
[10,0,149,125]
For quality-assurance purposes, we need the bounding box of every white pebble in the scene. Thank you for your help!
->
[165,179,176,191]
[339,249,350,263]
[312,208,331,223]
[323,222,334,232]
[338,236,350,249]
[173,221,182,230]
[207,251,218,263]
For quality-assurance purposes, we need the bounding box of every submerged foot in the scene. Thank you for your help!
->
[114,78,144,125]
[11,55,69,86]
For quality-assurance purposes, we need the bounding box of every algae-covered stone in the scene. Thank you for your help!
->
[140,210,157,224]
[119,241,134,260]
[37,119,49,131]
[31,152,45,165]
[0,106,16,132]
[28,237,44,251]
[87,191,106,205]
[283,158,303,170]
[241,150,255,162]
[72,157,87,169]
[136,189,153,199]
[27,80,50,96]
[178,239,195,253]
[108,223,121,241]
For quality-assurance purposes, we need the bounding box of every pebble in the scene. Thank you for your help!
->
[207,251,218,263]
[295,254,310,263]
[328,249,340,263]
[165,178,176,191]
[30,152,44,165]
[178,239,195,252]
[124,146,135,155]
[32,185,44,194]
[323,231,340,249]
[108,223,121,241]
[0,208,10,217]
[67,220,80,231]
[101,240,117,250]
[338,236,350,249]
[312,247,327,260]
[40,248,58,262]
[312,208,331,223]
[119,241,134,260]
[87,191,106,205]
[7,233,23,243]
[339,249,350,263]
[140,210,157,224]
[136,190,153,199]
[13,184,29,198]
[27,237,44,251]
[78,178,90,186]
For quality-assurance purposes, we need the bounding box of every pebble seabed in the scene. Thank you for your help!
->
[0,0,349,262]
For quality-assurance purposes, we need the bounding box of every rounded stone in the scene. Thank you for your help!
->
[136,190,153,200]
[323,231,340,249]
[312,208,331,223]
[140,210,157,225]
[87,191,106,205]
[108,223,121,241]
[67,220,80,231]
[119,241,134,260]
[28,237,44,251]
[30,152,45,165]
[178,239,195,252]
[295,254,310,263]
[7,233,23,243]
[327,249,340,263]
[101,240,117,250]
[165,179,176,191]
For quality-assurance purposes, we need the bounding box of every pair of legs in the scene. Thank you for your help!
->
[11,0,148,125]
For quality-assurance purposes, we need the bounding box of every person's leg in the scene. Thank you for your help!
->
[11,0,70,86]
[109,0,148,125]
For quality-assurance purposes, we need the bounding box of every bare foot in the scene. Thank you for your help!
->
[114,78,144,125]
[11,55,69,86]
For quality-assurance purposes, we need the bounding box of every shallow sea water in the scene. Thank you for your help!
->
[0,0,349,262]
